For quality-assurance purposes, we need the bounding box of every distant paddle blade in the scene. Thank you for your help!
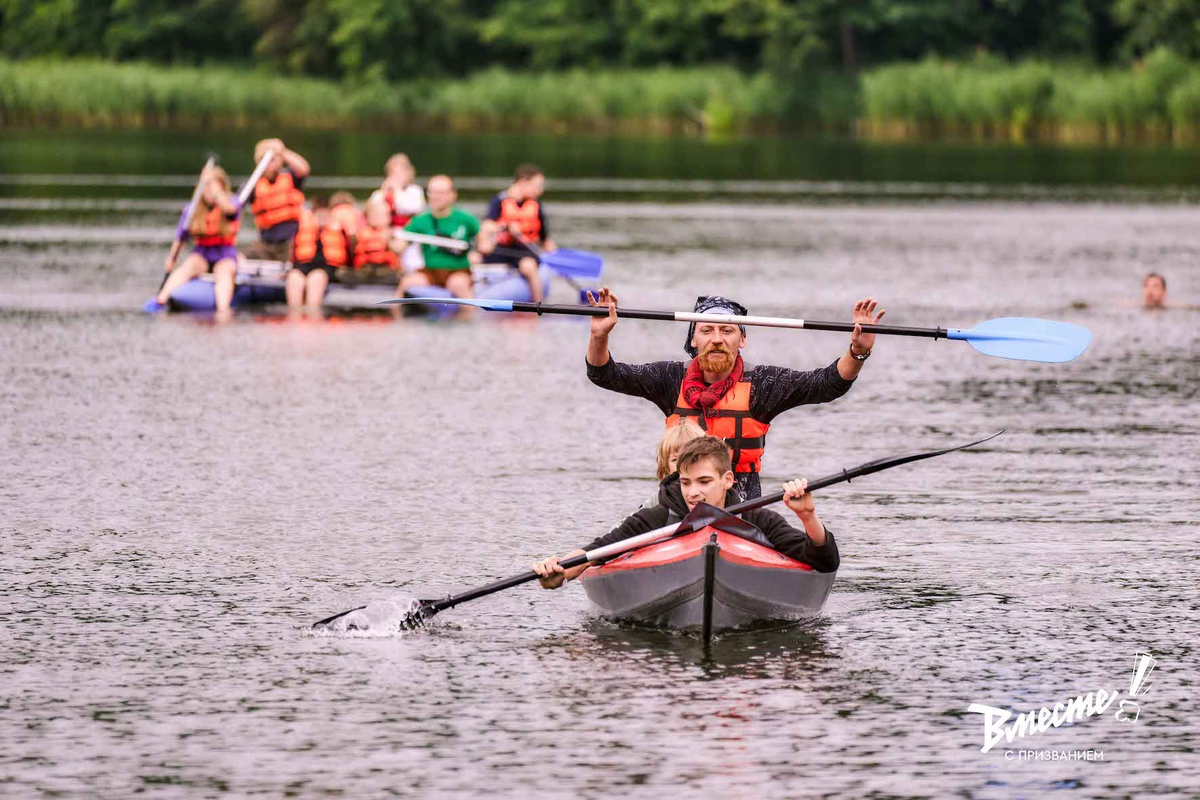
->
[949,317,1093,363]
[375,297,514,312]
[541,248,604,280]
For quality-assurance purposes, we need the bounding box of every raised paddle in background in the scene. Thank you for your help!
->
[310,431,1003,634]
[379,295,1093,363]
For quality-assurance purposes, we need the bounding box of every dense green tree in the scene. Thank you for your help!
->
[326,0,479,79]
[244,0,477,79]
[105,0,257,63]
[0,0,1194,79]
[0,0,114,57]
[243,0,338,75]
[1114,0,1200,58]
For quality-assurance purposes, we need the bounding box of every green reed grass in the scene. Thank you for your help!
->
[5,54,1200,142]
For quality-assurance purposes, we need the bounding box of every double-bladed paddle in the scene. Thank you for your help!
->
[376,297,1091,363]
[310,431,1003,632]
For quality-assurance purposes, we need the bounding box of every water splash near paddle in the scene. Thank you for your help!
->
[309,595,429,636]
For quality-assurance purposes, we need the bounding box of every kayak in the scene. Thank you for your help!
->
[579,526,836,644]
[151,261,552,314]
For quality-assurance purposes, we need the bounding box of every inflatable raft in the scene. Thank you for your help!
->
[150,261,553,314]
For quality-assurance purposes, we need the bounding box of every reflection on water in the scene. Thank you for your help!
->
[1,156,1198,796]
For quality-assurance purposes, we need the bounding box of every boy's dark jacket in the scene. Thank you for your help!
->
[582,473,840,573]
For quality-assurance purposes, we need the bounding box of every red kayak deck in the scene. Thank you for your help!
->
[585,528,815,575]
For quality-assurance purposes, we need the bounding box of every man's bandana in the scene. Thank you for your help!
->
[684,295,748,357]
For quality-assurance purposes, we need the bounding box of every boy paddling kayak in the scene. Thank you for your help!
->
[532,436,839,588]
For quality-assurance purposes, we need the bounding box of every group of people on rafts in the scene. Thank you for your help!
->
[152,138,556,315]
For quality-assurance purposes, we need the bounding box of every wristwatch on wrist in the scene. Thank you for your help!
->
[850,344,871,361]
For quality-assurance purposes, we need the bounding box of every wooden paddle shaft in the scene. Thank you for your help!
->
[396,231,470,251]
[173,156,217,243]
[236,150,278,207]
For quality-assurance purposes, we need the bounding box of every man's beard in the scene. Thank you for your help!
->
[698,345,735,373]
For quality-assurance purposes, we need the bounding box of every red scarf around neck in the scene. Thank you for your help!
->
[681,355,744,418]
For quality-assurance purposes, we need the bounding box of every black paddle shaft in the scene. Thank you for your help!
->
[415,432,1005,619]
[312,432,1002,630]
[507,302,949,339]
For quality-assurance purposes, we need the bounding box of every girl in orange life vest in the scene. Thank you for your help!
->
[287,195,352,312]
[154,165,241,314]
[244,137,311,262]
[477,162,555,304]
[349,193,401,281]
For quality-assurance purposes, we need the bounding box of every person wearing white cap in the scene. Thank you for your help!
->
[585,288,884,499]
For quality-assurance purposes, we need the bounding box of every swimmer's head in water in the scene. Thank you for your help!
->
[1143,272,1167,309]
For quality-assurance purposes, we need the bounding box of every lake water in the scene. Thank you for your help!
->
[1,130,1198,797]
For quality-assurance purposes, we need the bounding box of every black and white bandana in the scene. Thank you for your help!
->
[684,295,748,357]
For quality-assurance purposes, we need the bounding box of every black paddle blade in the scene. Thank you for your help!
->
[310,598,436,633]
[679,501,766,542]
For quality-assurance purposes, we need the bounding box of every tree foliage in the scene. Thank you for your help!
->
[2,0,1200,80]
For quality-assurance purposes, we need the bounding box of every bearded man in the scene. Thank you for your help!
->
[585,288,884,499]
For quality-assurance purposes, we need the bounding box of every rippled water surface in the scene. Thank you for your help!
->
[2,136,1199,797]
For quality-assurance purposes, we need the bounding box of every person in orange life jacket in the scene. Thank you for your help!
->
[477,162,554,304]
[395,176,481,309]
[585,287,886,500]
[344,193,401,284]
[531,435,839,589]
[328,191,362,250]
[244,138,311,262]
[286,195,352,311]
[155,165,241,314]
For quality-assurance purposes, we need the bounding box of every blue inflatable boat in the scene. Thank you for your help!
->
[146,262,555,314]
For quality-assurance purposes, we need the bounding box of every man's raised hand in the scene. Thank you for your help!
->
[586,286,619,337]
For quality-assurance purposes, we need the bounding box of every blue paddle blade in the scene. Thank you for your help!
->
[540,248,603,280]
[948,317,1092,363]
[376,297,514,312]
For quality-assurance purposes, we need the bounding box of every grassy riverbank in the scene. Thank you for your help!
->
[6,52,1200,143]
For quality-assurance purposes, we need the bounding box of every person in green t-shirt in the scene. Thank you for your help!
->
[396,175,480,305]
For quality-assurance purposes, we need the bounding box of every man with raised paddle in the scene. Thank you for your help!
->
[585,288,885,499]
[531,436,839,588]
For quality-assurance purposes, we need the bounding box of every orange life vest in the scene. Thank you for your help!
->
[665,380,769,474]
[293,209,349,267]
[193,205,240,247]
[251,172,305,231]
[495,196,542,246]
[352,225,398,269]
